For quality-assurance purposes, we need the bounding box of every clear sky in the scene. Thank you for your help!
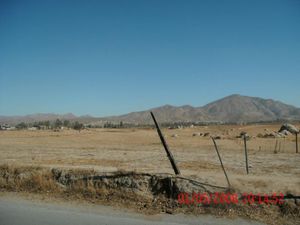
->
[0,0,299,116]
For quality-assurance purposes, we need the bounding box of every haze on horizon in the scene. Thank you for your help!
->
[0,0,300,117]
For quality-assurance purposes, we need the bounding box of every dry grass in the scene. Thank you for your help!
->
[1,123,299,225]
[0,164,299,225]
[0,124,299,195]
[0,165,61,193]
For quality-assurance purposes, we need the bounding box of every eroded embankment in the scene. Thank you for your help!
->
[0,165,299,225]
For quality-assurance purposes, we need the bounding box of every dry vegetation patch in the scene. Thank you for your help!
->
[0,124,299,224]
[0,165,299,225]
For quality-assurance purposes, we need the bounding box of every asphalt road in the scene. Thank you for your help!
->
[0,196,266,225]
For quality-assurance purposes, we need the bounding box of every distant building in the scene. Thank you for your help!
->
[1,124,11,130]
[28,127,38,131]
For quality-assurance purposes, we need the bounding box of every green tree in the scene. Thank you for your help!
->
[73,121,83,131]
[54,119,62,128]
[16,122,27,129]
[44,120,50,129]
[63,120,70,128]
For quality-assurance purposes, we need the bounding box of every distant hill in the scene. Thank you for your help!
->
[1,95,300,125]
[103,104,209,124]
[200,94,300,123]
[101,94,300,124]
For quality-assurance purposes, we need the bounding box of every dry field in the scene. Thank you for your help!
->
[0,123,299,195]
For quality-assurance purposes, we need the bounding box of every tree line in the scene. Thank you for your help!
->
[16,119,84,131]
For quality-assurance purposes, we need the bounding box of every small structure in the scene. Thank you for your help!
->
[0,124,14,130]
[28,127,38,131]
[278,123,299,153]
[278,123,299,134]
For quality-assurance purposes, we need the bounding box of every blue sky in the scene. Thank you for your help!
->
[0,0,299,116]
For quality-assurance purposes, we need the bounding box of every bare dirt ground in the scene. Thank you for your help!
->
[0,123,299,195]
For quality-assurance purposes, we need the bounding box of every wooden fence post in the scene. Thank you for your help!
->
[211,137,231,188]
[274,139,278,154]
[150,112,181,175]
[296,133,299,153]
[243,135,249,174]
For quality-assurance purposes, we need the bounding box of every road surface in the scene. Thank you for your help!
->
[0,195,266,225]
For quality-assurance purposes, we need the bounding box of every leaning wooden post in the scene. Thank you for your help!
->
[150,112,181,175]
[243,135,249,174]
[211,137,231,188]
[296,132,299,153]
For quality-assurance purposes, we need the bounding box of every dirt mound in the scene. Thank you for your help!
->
[50,168,226,199]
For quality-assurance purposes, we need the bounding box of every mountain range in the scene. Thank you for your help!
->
[1,95,300,125]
